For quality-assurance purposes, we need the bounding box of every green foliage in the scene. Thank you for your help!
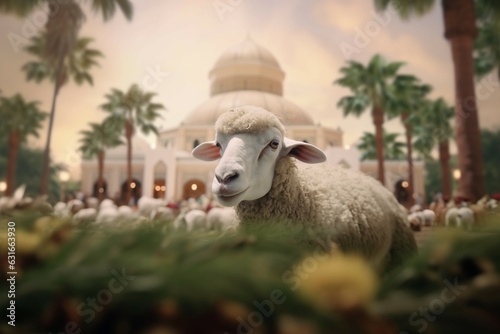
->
[374,0,436,20]
[0,0,39,17]
[423,157,458,203]
[101,84,166,137]
[357,131,406,160]
[0,143,61,201]
[335,54,405,112]
[0,220,329,333]
[79,120,123,159]
[385,74,432,120]
[376,224,500,334]
[0,94,47,142]
[22,32,103,88]
[474,13,500,79]
[2,212,500,334]
[0,0,133,21]
[481,129,500,194]
[474,0,500,79]
[412,98,454,158]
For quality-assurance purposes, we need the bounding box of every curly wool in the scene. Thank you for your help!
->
[215,106,285,136]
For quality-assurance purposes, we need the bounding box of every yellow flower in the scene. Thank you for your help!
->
[297,253,378,311]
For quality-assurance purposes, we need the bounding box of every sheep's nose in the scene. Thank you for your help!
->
[215,171,239,185]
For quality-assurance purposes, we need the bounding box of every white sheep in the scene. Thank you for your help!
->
[150,206,176,221]
[173,209,207,231]
[72,208,97,226]
[486,199,498,210]
[422,209,436,226]
[96,206,119,225]
[192,106,417,271]
[67,199,84,214]
[407,212,422,231]
[137,196,166,217]
[207,207,238,230]
[456,206,475,230]
[99,198,116,210]
[53,202,69,217]
[445,207,459,227]
[86,197,99,210]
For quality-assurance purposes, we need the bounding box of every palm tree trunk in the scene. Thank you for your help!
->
[6,132,20,196]
[97,150,105,201]
[40,60,62,196]
[438,140,452,202]
[125,120,134,205]
[372,107,385,185]
[442,0,485,201]
[402,112,414,206]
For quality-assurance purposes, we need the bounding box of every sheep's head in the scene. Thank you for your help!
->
[192,106,326,207]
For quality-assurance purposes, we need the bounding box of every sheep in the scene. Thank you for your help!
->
[173,209,207,231]
[53,202,69,217]
[445,207,459,227]
[86,197,99,210]
[67,199,84,214]
[409,204,422,213]
[137,196,166,217]
[422,209,436,226]
[487,199,498,210]
[72,208,97,226]
[456,206,475,230]
[206,207,238,230]
[150,206,176,222]
[407,212,422,231]
[192,106,417,272]
[99,198,116,210]
[96,206,119,225]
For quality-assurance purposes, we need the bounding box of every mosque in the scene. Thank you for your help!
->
[80,37,424,204]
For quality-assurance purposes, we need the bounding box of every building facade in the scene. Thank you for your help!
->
[80,37,424,203]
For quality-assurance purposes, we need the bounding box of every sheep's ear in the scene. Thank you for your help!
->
[192,141,221,161]
[282,137,326,164]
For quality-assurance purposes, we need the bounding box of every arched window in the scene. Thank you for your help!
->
[193,139,200,149]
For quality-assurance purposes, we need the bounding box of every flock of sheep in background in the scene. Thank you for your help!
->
[1,188,497,234]
[0,190,237,232]
[407,196,498,231]
[56,196,238,231]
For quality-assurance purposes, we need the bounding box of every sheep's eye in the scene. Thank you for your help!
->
[215,142,221,148]
[269,139,280,150]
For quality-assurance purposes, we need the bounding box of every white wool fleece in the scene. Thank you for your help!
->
[216,106,285,136]
[237,157,416,271]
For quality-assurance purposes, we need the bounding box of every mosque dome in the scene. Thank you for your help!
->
[183,37,315,126]
[209,36,285,96]
[182,90,314,126]
[212,35,282,71]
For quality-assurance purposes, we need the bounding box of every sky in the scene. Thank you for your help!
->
[1,0,499,179]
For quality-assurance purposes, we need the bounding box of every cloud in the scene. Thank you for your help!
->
[312,0,372,32]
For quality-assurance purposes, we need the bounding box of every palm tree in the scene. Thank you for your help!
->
[0,94,47,196]
[474,1,500,79]
[480,129,500,195]
[413,98,455,201]
[0,0,133,21]
[101,84,165,204]
[386,75,432,204]
[373,0,500,201]
[335,54,405,185]
[1,0,133,197]
[22,32,103,195]
[79,120,123,200]
[357,131,406,161]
